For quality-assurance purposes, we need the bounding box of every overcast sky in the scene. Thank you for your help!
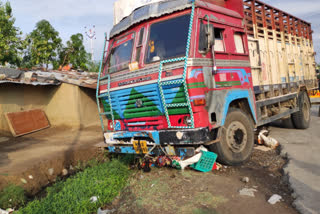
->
[7,0,320,63]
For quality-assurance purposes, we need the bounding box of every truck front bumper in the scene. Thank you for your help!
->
[104,128,211,155]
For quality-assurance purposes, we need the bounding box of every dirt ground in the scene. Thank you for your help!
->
[0,126,104,194]
[110,148,297,214]
[0,126,298,214]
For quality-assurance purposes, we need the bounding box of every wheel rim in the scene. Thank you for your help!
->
[302,101,310,121]
[226,121,247,153]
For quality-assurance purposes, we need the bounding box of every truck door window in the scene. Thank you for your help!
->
[136,28,145,62]
[214,29,225,52]
[107,34,134,73]
[199,22,225,52]
[146,14,190,63]
[234,32,245,54]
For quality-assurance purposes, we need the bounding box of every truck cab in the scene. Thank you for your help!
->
[97,0,317,165]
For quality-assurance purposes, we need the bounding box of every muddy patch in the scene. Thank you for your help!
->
[0,126,104,195]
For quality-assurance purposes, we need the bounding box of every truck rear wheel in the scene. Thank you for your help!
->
[292,92,311,129]
[210,108,254,166]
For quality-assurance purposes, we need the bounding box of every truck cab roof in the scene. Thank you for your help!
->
[110,0,242,38]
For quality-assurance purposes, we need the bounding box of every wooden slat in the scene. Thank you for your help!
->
[244,0,312,40]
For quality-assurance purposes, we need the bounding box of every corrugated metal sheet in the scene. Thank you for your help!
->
[0,70,98,89]
[0,80,60,86]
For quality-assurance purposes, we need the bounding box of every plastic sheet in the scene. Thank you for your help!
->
[113,0,165,25]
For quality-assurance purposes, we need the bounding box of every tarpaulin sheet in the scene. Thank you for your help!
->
[113,0,165,25]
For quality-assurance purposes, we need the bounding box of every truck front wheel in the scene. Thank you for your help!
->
[292,92,311,129]
[209,108,254,166]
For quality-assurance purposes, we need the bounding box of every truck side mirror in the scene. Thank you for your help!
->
[199,21,215,55]
[207,25,218,75]
[207,25,215,49]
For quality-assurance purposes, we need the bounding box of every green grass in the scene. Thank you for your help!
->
[18,160,130,214]
[0,184,26,209]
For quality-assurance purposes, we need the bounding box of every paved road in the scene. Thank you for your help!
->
[270,104,320,214]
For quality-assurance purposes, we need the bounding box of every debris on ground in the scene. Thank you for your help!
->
[268,194,282,205]
[216,163,223,170]
[140,157,153,173]
[178,152,202,170]
[239,188,257,197]
[241,177,250,183]
[258,130,279,149]
[62,169,68,176]
[97,208,116,214]
[190,151,218,172]
[20,178,27,184]
[138,145,218,173]
[0,208,14,214]
[254,145,272,152]
[90,196,99,203]
[155,156,171,168]
[0,209,8,214]
[28,175,33,180]
[48,168,54,176]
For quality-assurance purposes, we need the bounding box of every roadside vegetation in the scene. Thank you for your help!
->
[0,0,95,72]
[0,184,26,210]
[0,158,131,214]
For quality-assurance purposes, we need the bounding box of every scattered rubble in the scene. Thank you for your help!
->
[216,163,223,170]
[268,194,282,205]
[239,188,257,197]
[48,168,54,176]
[254,145,272,152]
[97,208,116,214]
[20,178,27,184]
[241,177,250,183]
[62,169,68,176]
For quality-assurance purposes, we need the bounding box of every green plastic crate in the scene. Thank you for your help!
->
[191,151,218,172]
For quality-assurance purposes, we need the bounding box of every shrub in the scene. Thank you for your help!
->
[18,160,130,214]
[0,184,26,209]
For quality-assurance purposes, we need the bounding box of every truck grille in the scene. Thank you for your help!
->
[101,80,188,127]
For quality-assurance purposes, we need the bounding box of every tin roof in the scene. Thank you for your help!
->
[0,68,98,89]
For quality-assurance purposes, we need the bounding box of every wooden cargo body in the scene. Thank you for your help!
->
[243,0,317,91]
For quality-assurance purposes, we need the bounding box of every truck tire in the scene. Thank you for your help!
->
[209,108,254,166]
[292,92,311,129]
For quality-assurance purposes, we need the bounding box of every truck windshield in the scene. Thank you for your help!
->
[107,34,134,73]
[146,14,190,63]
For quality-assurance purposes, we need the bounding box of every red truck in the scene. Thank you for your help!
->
[96,0,318,165]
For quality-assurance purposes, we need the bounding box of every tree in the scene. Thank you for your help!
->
[87,60,100,73]
[0,1,23,66]
[28,20,62,70]
[59,33,90,70]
